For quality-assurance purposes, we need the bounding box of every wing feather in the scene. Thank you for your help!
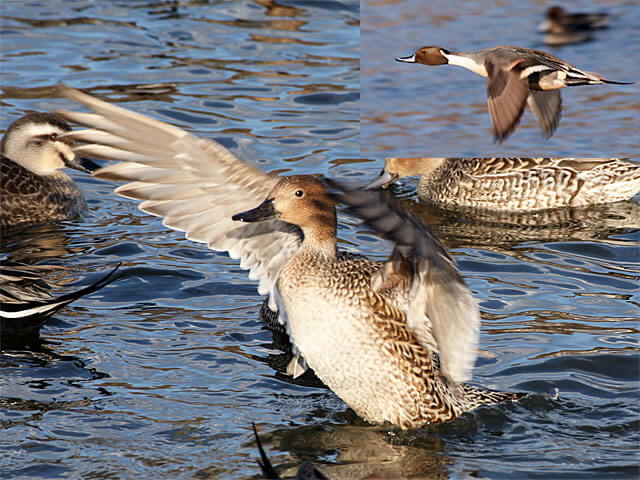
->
[330,183,480,383]
[56,86,301,318]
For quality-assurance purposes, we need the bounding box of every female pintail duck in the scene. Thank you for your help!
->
[0,112,99,227]
[367,157,640,212]
[395,45,633,142]
[538,6,611,34]
[1,262,121,339]
[56,86,523,429]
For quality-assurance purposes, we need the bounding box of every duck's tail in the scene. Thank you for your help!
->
[462,383,526,407]
[0,264,122,331]
[567,70,634,86]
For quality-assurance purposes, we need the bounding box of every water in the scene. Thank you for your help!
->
[1,1,639,479]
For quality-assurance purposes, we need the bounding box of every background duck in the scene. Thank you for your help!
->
[0,112,99,228]
[539,6,611,34]
[57,86,524,429]
[540,6,611,46]
[367,157,640,212]
[395,45,633,143]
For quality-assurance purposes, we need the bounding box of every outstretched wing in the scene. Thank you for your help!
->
[330,182,480,383]
[56,86,302,310]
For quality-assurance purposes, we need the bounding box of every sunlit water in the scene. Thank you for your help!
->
[1,1,639,479]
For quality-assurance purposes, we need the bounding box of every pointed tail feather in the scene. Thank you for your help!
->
[1,264,122,334]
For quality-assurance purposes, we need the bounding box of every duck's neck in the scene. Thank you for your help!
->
[300,222,337,259]
[442,51,488,78]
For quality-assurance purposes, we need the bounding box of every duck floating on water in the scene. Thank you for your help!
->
[367,157,640,212]
[395,45,632,142]
[0,112,99,228]
[539,6,611,46]
[1,262,121,340]
[56,86,524,428]
[539,6,611,34]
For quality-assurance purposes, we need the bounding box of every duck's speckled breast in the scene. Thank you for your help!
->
[0,158,86,227]
[277,250,463,427]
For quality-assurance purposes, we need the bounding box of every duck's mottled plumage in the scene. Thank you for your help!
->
[57,86,523,429]
[368,157,640,212]
[0,112,92,227]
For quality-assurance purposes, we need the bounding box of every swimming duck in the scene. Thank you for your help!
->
[538,6,611,34]
[0,112,99,228]
[539,6,611,46]
[57,86,523,428]
[367,157,640,212]
[1,262,121,339]
[395,45,632,142]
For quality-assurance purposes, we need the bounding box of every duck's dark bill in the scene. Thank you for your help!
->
[232,198,276,222]
[65,156,102,174]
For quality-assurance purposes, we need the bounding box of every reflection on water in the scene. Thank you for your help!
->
[1,0,639,479]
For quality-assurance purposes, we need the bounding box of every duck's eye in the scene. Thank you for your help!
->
[295,190,304,197]
[49,133,57,141]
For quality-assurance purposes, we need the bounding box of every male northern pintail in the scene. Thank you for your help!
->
[367,157,640,212]
[538,6,611,34]
[0,112,99,228]
[252,423,327,480]
[395,45,632,142]
[539,7,611,46]
[56,86,523,428]
[0,262,120,339]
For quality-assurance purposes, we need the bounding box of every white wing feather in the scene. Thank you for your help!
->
[57,86,301,321]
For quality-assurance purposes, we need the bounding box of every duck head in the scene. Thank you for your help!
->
[396,46,451,66]
[1,112,98,176]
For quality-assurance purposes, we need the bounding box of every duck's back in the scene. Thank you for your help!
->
[0,156,86,227]
[417,158,640,211]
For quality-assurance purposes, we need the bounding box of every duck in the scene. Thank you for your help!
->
[395,45,633,142]
[538,6,611,34]
[252,423,327,480]
[56,86,524,428]
[1,262,121,340]
[539,6,611,46]
[0,112,100,228]
[366,157,640,212]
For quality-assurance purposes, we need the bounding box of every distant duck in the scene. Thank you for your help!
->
[0,112,99,228]
[540,6,611,46]
[0,263,121,340]
[367,157,640,212]
[57,86,525,429]
[539,6,611,34]
[395,45,632,142]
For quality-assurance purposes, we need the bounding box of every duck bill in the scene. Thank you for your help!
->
[65,155,101,174]
[395,54,416,63]
[365,169,398,190]
[232,198,277,223]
